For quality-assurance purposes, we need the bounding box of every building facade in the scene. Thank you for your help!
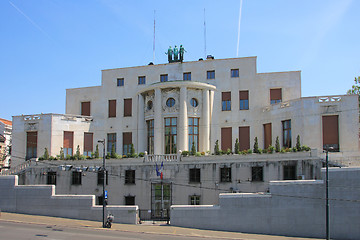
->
[0,118,12,171]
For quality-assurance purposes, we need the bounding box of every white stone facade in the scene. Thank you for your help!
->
[0,118,12,170]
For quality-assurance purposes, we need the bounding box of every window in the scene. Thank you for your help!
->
[108,99,116,118]
[183,72,191,81]
[63,131,73,156]
[125,170,135,184]
[160,74,168,82]
[222,92,231,111]
[124,98,132,116]
[283,165,297,180]
[165,117,177,154]
[97,171,108,185]
[189,195,200,205]
[97,196,104,205]
[166,98,175,107]
[125,196,135,205]
[147,101,153,110]
[47,172,56,185]
[190,98,198,107]
[263,123,272,149]
[220,167,231,182]
[81,101,90,116]
[123,132,132,155]
[117,78,124,86]
[147,120,154,154]
[252,166,263,182]
[231,69,239,78]
[138,76,146,85]
[270,88,282,104]
[188,117,199,152]
[239,91,249,110]
[239,126,250,151]
[207,70,215,79]
[282,120,291,148]
[189,168,200,183]
[83,132,93,156]
[71,171,82,185]
[107,133,116,153]
[26,131,37,160]
[221,127,232,151]
[322,115,339,152]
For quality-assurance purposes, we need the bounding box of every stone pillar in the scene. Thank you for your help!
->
[201,89,210,152]
[178,86,188,151]
[154,88,162,154]
[137,93,145,153]
[209,90,215,152]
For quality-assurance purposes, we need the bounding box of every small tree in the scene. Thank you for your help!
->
[59,147,65,160]
[234,138,240,154]
[191,141,196,155]
[75,145,81,160]
[347,76,360,106]
[275,136,280,153]
[253,137,260,153]
[214,140,220,155]
[296,135,301,151]
[94,144,99,158]
[43,148,49,160]
[130,143,136,157]
[111,143,116,158]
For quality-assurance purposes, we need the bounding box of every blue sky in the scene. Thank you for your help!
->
[1,0,359,121]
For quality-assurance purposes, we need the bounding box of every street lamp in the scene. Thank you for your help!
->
[98,139,106,228]
[324,146,333,240]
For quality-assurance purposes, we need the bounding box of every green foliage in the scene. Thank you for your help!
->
[214,140,220,155]
[347,76,360,105]
[296,135,301,151]
[247,149,253,154]
[267,145,275,154]
[59,148,65,160]
[253,137,260,153]
[195,152,201,157]
[226,148,232,155]
[292,147,297,152]
[75,145,81,160]
[110,144,116,158]
[94,144,99,158]
[301,145,311,151]
[43,148,49,160]
[138,152,145,157]
[181,150,189,156]
[130,143,136,156]
[275,136,280,152]
[234,138,240,154]
[191,141,196,156]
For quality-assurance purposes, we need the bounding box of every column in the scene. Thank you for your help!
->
[137,93,145,153]
[154,88,162,154]
[178,86,188,151]
[201,89,210,152]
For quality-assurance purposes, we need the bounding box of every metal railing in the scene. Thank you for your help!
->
[144,154,180,162]
[0,160,32,176]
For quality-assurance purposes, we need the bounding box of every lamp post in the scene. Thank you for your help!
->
[324,146,333,240]
[98,139,106,228]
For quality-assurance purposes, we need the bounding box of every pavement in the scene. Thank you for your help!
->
[0,212,322,240]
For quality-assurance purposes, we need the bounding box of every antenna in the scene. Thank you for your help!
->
[236,0,243,57]
[204,8,207,58]
[153,10,156,63]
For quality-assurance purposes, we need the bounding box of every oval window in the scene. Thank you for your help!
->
[166,98,175,107]
[190,98,198,107]
[147,100,153,110]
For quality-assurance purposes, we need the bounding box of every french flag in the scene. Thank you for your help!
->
[156,162,164,180]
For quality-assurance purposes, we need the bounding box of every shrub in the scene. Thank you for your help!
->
[267,145,275,154]
[43,148,50,160]
[226,148,232,155]
[195,152,201,157]
[253,137,260,153]
[275,136,280,152]
[301,145,311,151]
[292,147,297,152]
[94,145,100,158]
[247,149,253,154]
[296,135,301,151]
[214,140,220,155]
[110,144,116,158]
[201,152,205,156]
[191,141,196,156]
[59,148,65,160]
[130,143,136,157]
[138,152,145,157]
[234,138,240,154]
[181,151,189,156]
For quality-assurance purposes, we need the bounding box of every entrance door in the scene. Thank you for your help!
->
[151,182,171,219]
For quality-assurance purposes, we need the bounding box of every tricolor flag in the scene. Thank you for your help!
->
[156,161,164,179]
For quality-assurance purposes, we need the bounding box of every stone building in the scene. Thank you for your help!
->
[0,118,12,171]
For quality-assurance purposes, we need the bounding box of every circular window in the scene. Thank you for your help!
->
[190,98,198,107]
[166,98,175,107]
[147,100,153,110]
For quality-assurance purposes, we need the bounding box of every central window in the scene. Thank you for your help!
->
[138,76,146,85]
[183,72,191,81]
[160,74,168,82]
[282,119,291,148]
[166,98,175,107]
[147,119,154,154]
[188,117,199,152]
[165,117,177,154]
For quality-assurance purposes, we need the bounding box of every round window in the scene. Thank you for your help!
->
[147,100,153,110]
[190,98,198,107]
[166,98,175,107]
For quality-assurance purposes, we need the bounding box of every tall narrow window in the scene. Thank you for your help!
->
[123,132,132,155]
[183,72,191,81]
[222,92,231,111]
[97,171,108,185]
[165,117,177,154]
[147,120,154,154]
[263,123,272,149]
[63,131,74,156]
[322,115,339,151]
[282,120,291,148]
[160,74,168,82]
[81,101,90,116]
[107,133,116,153]
[220,167,231,182]
[47,172,56,185]
[239,126,250,151]
[189,168,200,183]
[221,127,232,151]
[124,98,132,117]
[71,171,82,185]
[188,117,199,152]
[26,131,37,160]
[125,170,135,184]
[231,69,239,78]
[138,76,146,85]
[108,99,116,118]
[252,167,263,182]
[270,88,282,104]
[239,90,249,110]
[207,70,215,79]
[117,78,124,86]
[83,132,93,156]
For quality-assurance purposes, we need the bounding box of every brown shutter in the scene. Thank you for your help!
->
[222,92,231,101]
[108,100,116,118]
[84,133,93,152]
[124,98,132,117]
[270,89,282,101]
[81,102,90,116]
[221,127,232,151]
[123,132,132,145]
[239,127,250,151]
[239,90,248,100]
[322,115,339,150]
[27,132,37,148]
[63,131,74,149]
[263,123,272,149]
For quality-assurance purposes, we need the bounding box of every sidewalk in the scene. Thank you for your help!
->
[0,212,321,240]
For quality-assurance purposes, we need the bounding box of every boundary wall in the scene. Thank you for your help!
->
[0,175,138,224]
[171,168,360,240]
